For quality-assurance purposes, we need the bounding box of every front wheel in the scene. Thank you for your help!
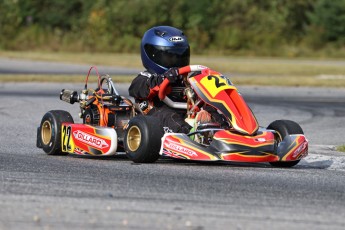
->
[124,116,164,163]
[267,120,304,167]
[38,110,74,155]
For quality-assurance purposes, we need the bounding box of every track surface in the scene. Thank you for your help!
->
[1,82,345,230]
[0,57,140,75]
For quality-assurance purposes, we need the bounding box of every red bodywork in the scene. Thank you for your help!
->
[61,123,118,156]
[189,68,258,135]
[159,65,308,163]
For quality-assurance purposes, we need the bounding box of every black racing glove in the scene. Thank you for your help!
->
[163,67,180,83]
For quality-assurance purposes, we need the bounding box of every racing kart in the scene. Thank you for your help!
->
[36,65,308,167]
[124,65,308,167]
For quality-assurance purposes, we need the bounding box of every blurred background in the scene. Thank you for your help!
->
[1,0,344,57]
[0,0,344,87]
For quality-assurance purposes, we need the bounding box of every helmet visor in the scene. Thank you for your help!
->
[144,44,190,69]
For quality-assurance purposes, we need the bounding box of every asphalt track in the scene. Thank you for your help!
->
[1,60,345,229]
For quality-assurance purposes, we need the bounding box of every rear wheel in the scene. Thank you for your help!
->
[124,116,164,163]
[39,110,74,155]
[267,120,303,167]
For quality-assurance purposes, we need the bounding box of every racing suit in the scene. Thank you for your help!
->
[128,70,192,134]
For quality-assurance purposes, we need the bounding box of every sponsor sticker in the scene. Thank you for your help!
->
[169,36,184,42]
[73,130,109,149]
[292,141,308,158]
[166,142,197,157]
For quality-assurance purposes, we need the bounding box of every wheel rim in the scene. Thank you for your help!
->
[273,130,283,144]
[41,120,52,145]
[127,126,141,151]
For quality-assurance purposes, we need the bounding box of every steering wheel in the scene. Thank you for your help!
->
[158,65,208,100]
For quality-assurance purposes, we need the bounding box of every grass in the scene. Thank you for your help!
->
[0,74,134,83]
[1,51,345,86]
[336,145,345,152]
[0,51,142,68]
[2,74,345,87]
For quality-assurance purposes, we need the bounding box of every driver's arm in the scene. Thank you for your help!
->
[129,68,179,100]
[129,72,162,100]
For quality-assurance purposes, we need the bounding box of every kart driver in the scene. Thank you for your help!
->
[128,26,211,134]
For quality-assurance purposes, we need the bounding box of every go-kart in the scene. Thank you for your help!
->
[36,65,308,167]
[124,65,308,167]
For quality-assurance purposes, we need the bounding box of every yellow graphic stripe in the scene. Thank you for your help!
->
[214,132,274,147]
[282,137,303,161]
[215,138,274,148]
[221,151,277,159]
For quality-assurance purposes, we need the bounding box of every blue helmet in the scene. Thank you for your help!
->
[141,26,190,74]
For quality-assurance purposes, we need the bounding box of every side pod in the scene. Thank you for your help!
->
[61,123,118,156]
[277,134,308,161]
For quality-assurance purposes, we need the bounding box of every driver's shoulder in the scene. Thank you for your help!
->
[139,71,158,78]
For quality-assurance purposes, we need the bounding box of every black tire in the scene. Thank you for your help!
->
[124,115,164,163]
[267,120,304,167]
[39,110,74,155]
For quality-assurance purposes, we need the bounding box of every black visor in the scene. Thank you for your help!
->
[144,44,190,69]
